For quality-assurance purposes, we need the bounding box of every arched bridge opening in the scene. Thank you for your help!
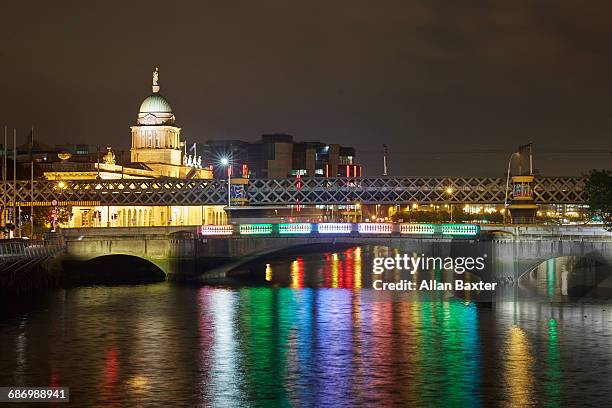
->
[518,255,612,299]
[201,241,359,279]
[62,254,166,286]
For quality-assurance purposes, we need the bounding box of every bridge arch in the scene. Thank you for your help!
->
[200,239,491,283]
[75,254,167,284]
[202,242,359,278]
[518,255,612,298]
[494,237,612,283]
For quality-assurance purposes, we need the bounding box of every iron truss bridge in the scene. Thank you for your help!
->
[0,176,586,207]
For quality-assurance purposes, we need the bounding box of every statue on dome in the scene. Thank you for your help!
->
[187,155,193,167]
[152,67,160,93]
[183,154,188,166]
[196,156,202,168]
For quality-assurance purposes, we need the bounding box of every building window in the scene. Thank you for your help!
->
[76,144,89,155]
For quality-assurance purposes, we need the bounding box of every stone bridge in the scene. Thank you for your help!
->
[59,225,612,282]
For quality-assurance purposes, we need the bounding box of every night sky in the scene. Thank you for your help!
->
[1,0,610,176]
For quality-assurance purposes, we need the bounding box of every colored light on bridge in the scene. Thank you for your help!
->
[441,224,480,236]
[239,224,273,235]
[279,223,312,234]
[200,225,234,235]
[400,223,435,234]
[318,223,352,234]
[357,223,393,234]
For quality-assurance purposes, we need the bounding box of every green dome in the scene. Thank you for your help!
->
[139,93,173,114]
[136,93,176,125]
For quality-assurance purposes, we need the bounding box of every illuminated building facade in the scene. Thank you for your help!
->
[43,68,227,228]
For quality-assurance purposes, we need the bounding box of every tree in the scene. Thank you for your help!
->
[585,170,612,231]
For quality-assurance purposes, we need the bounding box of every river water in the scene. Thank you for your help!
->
[1,246,612,407]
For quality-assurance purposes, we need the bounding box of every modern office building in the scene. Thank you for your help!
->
[203,134,363,179]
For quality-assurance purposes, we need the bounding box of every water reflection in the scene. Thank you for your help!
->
[545,319,560,408]
[255,246,495,303]
[210,289,244,406]
[504,325,534,407]
[0,248,612,406]
[100,347,119,406]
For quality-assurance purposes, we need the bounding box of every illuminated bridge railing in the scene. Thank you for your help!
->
[317,223,352,234]
[0,176,586,206]
[201,223,481,237]
[400,223,436,235]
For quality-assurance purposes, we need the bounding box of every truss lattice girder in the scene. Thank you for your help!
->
[0,177,586,206]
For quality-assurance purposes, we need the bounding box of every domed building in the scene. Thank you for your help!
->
[130,68,209,178]
[43,68,227,228]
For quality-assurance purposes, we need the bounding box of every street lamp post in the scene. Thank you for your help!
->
[504,152,520,224]
[445,187,454,222]
[220,157,231,211]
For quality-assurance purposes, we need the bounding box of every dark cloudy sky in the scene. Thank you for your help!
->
[1,0,610,176]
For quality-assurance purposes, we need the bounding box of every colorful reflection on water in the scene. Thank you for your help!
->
[252,246,493,303]
[1,247,612,406]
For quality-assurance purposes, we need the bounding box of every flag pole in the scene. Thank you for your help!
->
[13,129,18,238]
[30,126,34,238]
[2,126,6,230]
[96,145,100,179]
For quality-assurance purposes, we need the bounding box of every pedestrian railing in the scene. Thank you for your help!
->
[0,239,65,259]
